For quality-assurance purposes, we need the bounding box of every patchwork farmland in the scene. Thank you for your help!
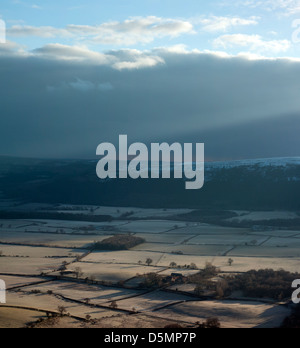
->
[0,204,299,328]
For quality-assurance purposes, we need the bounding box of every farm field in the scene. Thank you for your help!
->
[229,246,300,258]
[6,291,118,320]
[117,220,188,233]
[33,313,193,329]
[0,231,115,249]
[0,245,84,258]
[0,275,50,289]
[153,301,291,328]
[227,211,298,222]
[113,290,195,312]
[0,307,46,328]
[23,280,145,304]
[66,262,164,282]
[0,257,73,275]
[132,243,231,256]
[54,205,193,220]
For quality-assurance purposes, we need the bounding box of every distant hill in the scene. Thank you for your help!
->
[0,156,299,211]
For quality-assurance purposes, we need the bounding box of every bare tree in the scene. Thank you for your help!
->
[146,258,153,267]
[110,301,118,310]
[190,263,198,270]
[228,258,234,266]
[74,267,83,279]
[57,306,67,317]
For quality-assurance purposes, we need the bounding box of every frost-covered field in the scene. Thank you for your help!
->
[132,243,231,256]
[0,307,45,328]
[0,230,115,248]
[134,233,194,244]
[66,262,164,282]
[118,220,187,233]
[0,245,84,258]
[168,225,250,235]
[114,291,194,312]
[154,301,291,328]
[186,234,269,246]
[229,246,300,258]
[23,280,144,305]
[227,211,299,222]
[0,257,71,275]
[6,291,117,319]
[0,275,49,289]
[54,205,193,219]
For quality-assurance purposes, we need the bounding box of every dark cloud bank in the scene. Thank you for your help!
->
[1,48,300,160]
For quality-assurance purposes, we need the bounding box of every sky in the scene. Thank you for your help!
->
[1,0,300,160]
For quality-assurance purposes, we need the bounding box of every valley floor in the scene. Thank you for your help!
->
[0,204,298,328]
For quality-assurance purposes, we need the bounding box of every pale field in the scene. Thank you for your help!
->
[290,233,300,238]
[118,220,187,233]
[31,219,127,228]
[11,224,74,234]
[156,253,222,268]
[67,262,164,283]
[0,275,50,289]
[0,245,85,258]
[186,234,269,246]
[263,237,300,248]
[34,313,191,328]
[56,205,192,219]
[6,291,117,319]
[0,220,33,229]
[166,225,251,235]
[135,233,195,244]
[34,316,86,328]
[0,257,70,275]
[251,230,300,238]
[23,280,144,305]
[84,250,300,273]
[227,211,298,222]
[57,205,142,218]
[155,254,300,273]
[83,250,165,266]
[7,203,52,211]
[113,290,194,312]
[127,208,193,219]
[0,307,46,328]
[0,218,127,234]
[0,230,113,248]
[132,243,231,256]
[166,283,198,293]
[153,300,291,328]
[229,245,300,258]
[91,313,192,328]
[209,256,300,273]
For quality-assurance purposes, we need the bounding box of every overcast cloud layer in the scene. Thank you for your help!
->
[1,41,300,160]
